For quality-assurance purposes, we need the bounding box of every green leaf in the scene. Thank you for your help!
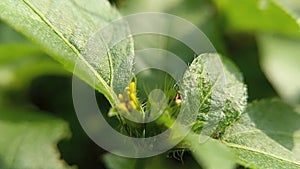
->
[222,99,300,169]
[258,35,300,103]
[0,106,74,169]
[179,53,245,169]
[181,53,247,136]
[0,0,134,105]
[186,134,236,169]
[213,0,300,37]
[0,22,66,91]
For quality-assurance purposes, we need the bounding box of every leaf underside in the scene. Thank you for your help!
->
[181,53,247,136]
[0,0,135,104]
[222,99,300,169]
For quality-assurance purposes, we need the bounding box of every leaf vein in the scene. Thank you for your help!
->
[21,0,117,105]
[223,141,300,166]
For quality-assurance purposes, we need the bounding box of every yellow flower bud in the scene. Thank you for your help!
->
[129,100,137,110]
[129,82,136,94]
[130,93,137,103]
[118,94,124,100]
[118,103,128,112]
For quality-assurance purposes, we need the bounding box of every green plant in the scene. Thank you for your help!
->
[0,0,300,169]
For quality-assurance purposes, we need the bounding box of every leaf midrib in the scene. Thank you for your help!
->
[98,34,114,87]
[223,141,300,166]
[22,0,117,105]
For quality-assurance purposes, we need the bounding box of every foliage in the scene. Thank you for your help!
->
[0,0,299,169]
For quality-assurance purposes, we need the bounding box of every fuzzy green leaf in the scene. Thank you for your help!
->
[222,99,300,169]
[0,106,74,169]
[179,53,246,169]
[181,53,247,136]
[0,0,134,105]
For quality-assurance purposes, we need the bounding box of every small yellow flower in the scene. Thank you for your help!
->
[130,93,137,104]
[118,103,128,112]
[118,94,124,100]
[129,100,137,110]
[117,81,139,112]
[129,82,136,94]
